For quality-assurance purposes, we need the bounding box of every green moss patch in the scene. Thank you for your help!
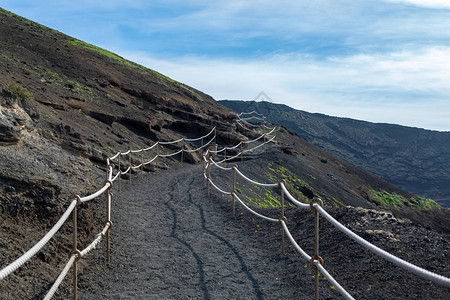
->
[369,190,441,210]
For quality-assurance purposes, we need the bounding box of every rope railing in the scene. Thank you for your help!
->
[0,200,77,280]
[233,192,279,223]
[205,125,276,166]
[0,125,217,299]
[238,110,265,118]
[5,108,445,299]
[204,115,450,299]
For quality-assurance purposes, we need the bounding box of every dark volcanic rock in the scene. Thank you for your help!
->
[0,118,20,142]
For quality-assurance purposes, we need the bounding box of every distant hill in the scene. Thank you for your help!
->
[220,100,450,202]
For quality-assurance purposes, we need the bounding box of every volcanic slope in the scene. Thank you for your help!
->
[44,159,450,299]
[220,100,450,202]
[0,7,449,299]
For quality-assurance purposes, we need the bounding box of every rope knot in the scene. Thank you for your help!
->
[309,197,323,212]
[309,255,324,271]
[278,216,287,225]
[69,249,82,262]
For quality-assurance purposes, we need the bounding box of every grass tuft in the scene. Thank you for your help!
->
[8,81,33,100]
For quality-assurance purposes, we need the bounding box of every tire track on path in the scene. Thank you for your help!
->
[78,164,304,299]
[184,175,264,300]
[165,175,211,299]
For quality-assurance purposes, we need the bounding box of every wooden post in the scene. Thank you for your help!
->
[181,145,184,163]
[128,148,132,185]
[105,166,112,262]
[118,154,121,191]
[72,203,77,300]
[141,150,144,177]
[240,143,243,162]
[310,198,324,300]
[207,158,211,196]
[203,156,206,188]
[232,165,237,218]
[280,180,285,254]
[70,196,81,300]
[156,143,159,171]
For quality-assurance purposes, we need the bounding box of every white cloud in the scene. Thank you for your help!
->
[382,0,450,9]
[117,47,450,131]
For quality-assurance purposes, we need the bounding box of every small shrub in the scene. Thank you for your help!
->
[23,68,33,75]
[286,183,309,204]
[67,99,86,111]
[8,81,33,100]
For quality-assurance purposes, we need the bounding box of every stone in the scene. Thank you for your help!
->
[0,118,21,143]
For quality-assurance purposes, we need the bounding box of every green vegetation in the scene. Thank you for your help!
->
[408,196,441,210]
[41,68,59,79]
[65,39,205,102]
[235,181,284,208]
[66,39,150,73]
[65,80,95,100]
[8,82,33,101]
[369,190,441,210]
[67,99,87,111]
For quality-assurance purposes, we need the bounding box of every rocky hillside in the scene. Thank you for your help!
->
[220,100,450,202]
[0,7,245,223]
[0,9,449,298]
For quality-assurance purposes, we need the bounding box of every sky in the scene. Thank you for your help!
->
[1,0,450,131]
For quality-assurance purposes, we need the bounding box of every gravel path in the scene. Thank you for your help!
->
[78,164,311,299]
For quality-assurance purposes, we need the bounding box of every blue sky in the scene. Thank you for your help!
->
[1,0,450,131]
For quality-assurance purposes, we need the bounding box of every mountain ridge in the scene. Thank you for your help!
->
[220,100,450,201]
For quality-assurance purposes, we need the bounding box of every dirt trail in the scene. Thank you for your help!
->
[77,164,311,299]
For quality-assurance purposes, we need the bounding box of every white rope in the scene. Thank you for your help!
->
[280,182,310,209]
[242,134,265,144]
[159,137,184,145]
[122,166,131,174]
[184,134,216,153]
[143,142,158,151]
[43,254,77,300]
[238,110,265,117]
[242,141,266,153]
[237,118,259,128]
[80,182,111,203]
[120,150,131,155]
[109,152,120,160]
[209,158,233,171]
[315,205,450,287]
[143,155,158,166]
[0,200,77,280]
[280,220,311,261]
[158,149,183,158]
[314,260,355,300]
[226,141,243,150]
[265,127,276,135]
[222,152,241,162]
[80,223,111,257]
[265,135,276,144]
[234,167,278,188]
[215,157,227,164]
[208,178,232,195]
[130,148,143,154]
[184,127,216,142]
[131,163,143,170]
[233,193,278,223]
[241,116,266,122]
[111,171,121,182]
[209,147,226,154]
